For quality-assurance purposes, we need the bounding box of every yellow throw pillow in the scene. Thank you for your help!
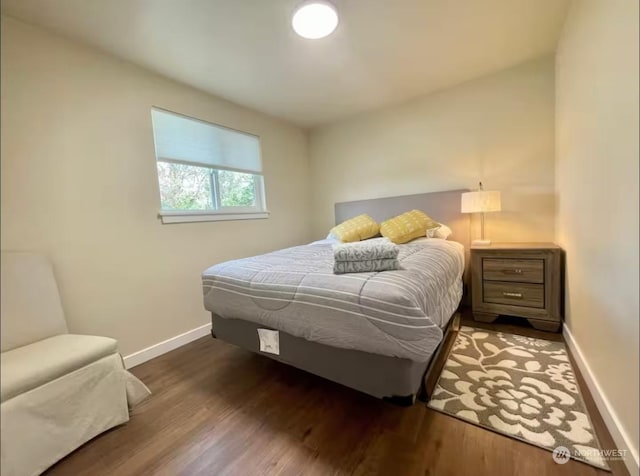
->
[380,210,439,244]
[330,214,380,243]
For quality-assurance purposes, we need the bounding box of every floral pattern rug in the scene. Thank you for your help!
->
[428,326,609,470]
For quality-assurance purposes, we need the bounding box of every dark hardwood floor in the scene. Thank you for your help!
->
[45,311,630,476]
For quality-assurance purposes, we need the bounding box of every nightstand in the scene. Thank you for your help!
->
[470,243,564,332]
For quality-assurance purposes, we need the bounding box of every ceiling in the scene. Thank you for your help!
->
[1,0,570,128]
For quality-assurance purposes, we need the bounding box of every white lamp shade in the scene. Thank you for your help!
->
[461,190,501,213]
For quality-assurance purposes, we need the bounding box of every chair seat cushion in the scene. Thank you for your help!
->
[1,334,119,402]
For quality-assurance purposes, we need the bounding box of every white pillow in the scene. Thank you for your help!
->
[426,223,452,240]
[326,232,343,243]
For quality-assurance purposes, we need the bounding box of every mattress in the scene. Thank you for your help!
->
[202,239,464,362]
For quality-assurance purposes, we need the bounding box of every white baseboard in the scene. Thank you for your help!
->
[123,323,212,369]
[563,324,639,475]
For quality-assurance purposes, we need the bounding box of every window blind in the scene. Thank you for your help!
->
[151,108,262,174]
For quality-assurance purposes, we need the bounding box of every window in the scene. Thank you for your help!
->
[151,108,268,223]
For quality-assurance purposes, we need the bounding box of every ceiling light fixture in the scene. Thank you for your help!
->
[292,1,339,39]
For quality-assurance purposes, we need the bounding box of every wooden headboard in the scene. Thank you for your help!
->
[334,189,471,285]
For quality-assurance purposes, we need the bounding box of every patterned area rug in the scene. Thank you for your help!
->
[428,326,609,470]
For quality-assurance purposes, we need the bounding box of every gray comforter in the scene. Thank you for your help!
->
[202,239,464,362]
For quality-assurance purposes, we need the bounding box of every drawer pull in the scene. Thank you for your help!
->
[503,292,523,299]
[502,269,523,274]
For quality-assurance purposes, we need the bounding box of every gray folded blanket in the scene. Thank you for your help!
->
[333,238,400,274]
[333,237,400,261]
[334,258,400,274]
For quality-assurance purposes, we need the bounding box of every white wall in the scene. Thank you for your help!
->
[0,16,312,355]
[309,57,556,242]
[555,0,639,467]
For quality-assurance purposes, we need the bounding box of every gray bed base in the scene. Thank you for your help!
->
[210,312,460,405]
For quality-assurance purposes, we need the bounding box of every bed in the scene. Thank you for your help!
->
[202,190,470,404]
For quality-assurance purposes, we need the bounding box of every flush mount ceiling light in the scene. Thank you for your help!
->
[292,1,339,39]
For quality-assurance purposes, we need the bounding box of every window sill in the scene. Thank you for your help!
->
[158,210,270,224]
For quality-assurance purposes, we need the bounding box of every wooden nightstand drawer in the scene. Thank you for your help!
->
[483,282,544,308]
[483,258,544,284]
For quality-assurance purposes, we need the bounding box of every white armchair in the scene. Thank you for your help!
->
[0,252,150,476]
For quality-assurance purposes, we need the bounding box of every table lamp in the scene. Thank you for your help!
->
[461,182,501,246]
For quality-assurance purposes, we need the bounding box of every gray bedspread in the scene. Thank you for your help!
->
[202,239,464,362]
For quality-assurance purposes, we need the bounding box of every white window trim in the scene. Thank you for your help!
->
[155,163,268,224]
[158,209,270,224]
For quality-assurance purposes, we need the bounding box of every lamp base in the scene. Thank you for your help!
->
[471,239,492,246]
